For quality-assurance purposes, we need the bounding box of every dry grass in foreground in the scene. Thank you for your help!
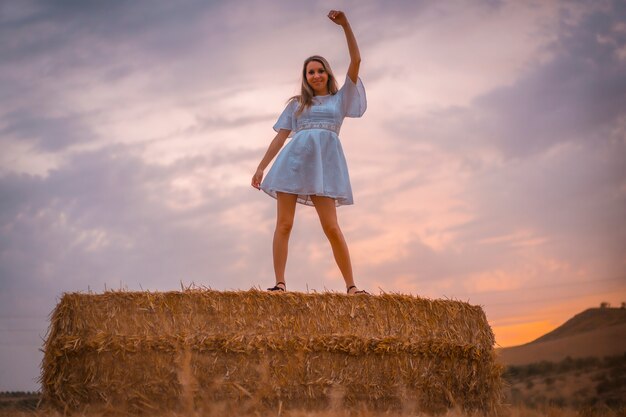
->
[1,404,625,417]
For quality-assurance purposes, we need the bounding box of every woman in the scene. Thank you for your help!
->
[251,10,367,295]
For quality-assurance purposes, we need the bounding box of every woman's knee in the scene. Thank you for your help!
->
[276,220,294,235]
[322,222,342,240]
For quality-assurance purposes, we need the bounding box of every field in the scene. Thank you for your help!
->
[503,354,626,411]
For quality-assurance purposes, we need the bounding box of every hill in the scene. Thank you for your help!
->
[498,307,626,366]
[532,307,626,343]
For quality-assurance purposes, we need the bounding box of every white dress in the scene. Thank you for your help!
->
[261,74,367,207]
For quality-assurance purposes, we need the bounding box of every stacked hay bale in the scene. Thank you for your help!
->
[41,289,504,415]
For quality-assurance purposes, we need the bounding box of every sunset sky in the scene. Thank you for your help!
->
[1,0,625,391]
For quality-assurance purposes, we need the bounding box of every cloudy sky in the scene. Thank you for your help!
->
[1,0,625,391]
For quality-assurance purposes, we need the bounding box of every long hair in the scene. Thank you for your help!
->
[289,55,339,117]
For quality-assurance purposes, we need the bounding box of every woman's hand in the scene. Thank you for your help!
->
[328,10,348,27]
[329,9,360,82]
[251,168,263,190]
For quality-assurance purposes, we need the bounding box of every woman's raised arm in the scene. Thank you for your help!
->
[328,10,361,84]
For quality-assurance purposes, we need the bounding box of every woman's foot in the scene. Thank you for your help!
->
[347,285,369,295]
[267,282,286,292]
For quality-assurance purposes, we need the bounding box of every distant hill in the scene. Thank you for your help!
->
[532,307,626,343]
[498,307,626,365]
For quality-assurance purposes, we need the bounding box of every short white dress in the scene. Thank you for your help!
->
[261,74,367,207]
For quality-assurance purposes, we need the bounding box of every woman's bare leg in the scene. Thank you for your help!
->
[273,192,298,289]
[310,195,358,292]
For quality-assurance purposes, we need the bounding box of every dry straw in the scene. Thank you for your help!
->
[40,289,504,415]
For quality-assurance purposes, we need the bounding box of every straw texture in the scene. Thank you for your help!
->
[40,289,504,415]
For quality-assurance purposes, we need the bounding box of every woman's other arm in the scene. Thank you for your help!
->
[328,10,361,84]
[251,129,291,189]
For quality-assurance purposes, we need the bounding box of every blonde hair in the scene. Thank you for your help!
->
[289,55,339,117]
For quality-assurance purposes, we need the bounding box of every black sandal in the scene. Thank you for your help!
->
[267,282,286,292]
[347,285,369,295]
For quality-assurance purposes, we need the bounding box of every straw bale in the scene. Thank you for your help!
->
[40,289,504,415]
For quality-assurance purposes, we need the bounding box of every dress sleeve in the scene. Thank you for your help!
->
[338,74,367,118]
[272,99,298,137]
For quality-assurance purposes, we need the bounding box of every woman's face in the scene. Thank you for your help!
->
[305,60,329,96]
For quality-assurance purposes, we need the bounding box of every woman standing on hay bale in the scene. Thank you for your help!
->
[251,10,368,295]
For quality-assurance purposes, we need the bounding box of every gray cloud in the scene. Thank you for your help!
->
[0,145,245,296]
[475,5,626,158]
[391,0,626,159]
[0,109,96,151]
[186,114,276,136]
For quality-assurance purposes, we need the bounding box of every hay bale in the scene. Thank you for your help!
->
[40,289,504,415]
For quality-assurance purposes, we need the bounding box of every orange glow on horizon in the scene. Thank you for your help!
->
[492,320,557,348]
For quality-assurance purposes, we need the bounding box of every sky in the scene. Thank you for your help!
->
[0,0,625,391]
